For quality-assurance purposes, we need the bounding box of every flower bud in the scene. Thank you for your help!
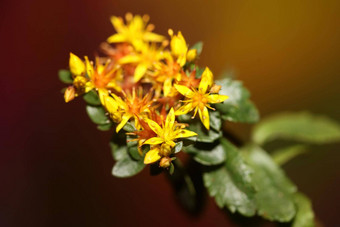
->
[186,49,197,62]
[210,84,221,93]
[64,86,76,103]
[159,157,172,168]
[159,143,172,156]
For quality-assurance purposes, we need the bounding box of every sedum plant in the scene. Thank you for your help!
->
[59,13,340,226]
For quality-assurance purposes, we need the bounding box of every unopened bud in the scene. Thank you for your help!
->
[159,143,172,156]
[73,76,87,89]
[210,84,221,93]
[186,49,197,62]
[64,86,76,103]
[159,157,172,168]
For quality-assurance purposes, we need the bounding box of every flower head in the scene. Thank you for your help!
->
[107,13,165,51]
[143,108,197,164]
[174,67,229,130]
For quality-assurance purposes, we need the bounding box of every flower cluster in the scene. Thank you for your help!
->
[62,13,228,168]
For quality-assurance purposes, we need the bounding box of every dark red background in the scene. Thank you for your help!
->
[1,0,339,226]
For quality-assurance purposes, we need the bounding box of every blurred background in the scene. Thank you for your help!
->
[1,0,339,226]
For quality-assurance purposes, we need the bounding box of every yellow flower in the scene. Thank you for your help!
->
[67,53,122,103]
[174,67,229,130]
[119,44,165,82]
[143,108,197,164]
[107,13,165,51]
[109,89,154,133]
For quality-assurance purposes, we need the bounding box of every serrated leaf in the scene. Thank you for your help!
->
[215,78,259,123]
[58,69,73,84]
[190,41,203,55]
[86,105,110,125]
[292,193,315,227]
[252,112,340,145]
[271,145,308,166]
[110,141,145,178]
[83,90,101,106]
[243,145,297,222]
[203,139,256,216]
[186,142,226,166]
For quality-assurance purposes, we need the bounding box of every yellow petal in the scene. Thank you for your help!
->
[116,114,131,133]
[163,77,172,97]
[199,67,213,94]
[199,107,210,130]
[174,84,194,98]
[134,63,148,82]
[84,56,94,79]
[146,119,163,136]
[144,147,161,164]
[119,55,141,64]
[110,16,125,33]
[107,34,126,43]
[143,32,165,42]
[165,108,175,131]
[144,137,164,145]
[103,95,118,114]
[84,81,94,93]
[175,129,197,139]
[98,88,109,105]
[175,103,193,115]
[207,94,229,104]
[177,55,186,67]
[69,53,85,76]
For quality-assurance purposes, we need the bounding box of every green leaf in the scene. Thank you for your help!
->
[122,122,136,132]
[190,41,203,56]
[210,110,222,131]
[178,115,222,143]
[243,145,297,222]
[97,123,112,131]
[271,145,308,166]
[169,163,175,175]
[252,112,340,145]
[86,105,110,125]
[110,142,127,161]
[203,139,256,216]
[58,69,73,84]
[110,142,145,178]
[292,193,315,227]
[186,142,226,166]
[83,90,101,106]
[215,78,259,123]
[173,141,183,153]
[127,141,142,161]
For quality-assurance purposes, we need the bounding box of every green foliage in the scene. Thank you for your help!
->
[190,41,203,56]
[110,141,145,178]
[203,138,256,216]
[83,90,101,106]
[179,114,222,143]
[173,141,183,154]
[292,193,315,227]
[271,145,308,166]
[252,112,340,145]
[86,105,110,125]
[185,142,226,166]
[215,78,259,123]
[243,145,297,222]
[97,123,112,131]
[58,69,73,84]
[122,122,136,132]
